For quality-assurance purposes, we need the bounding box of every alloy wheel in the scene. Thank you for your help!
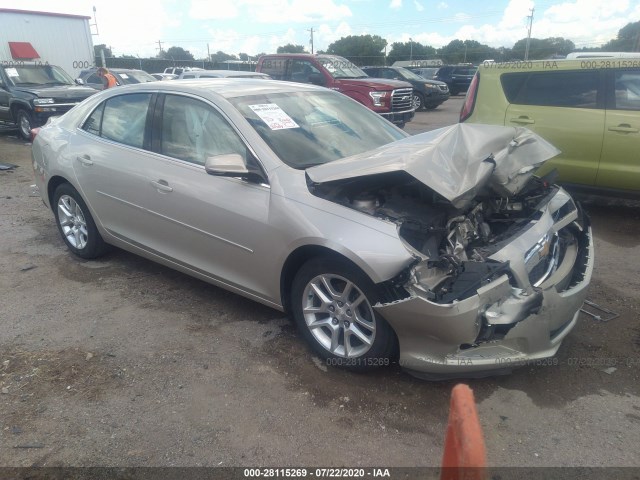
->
[301,274,376,358]
[57,194,89,249]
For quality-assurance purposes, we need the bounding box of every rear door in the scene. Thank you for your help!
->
[597,68,640,191]
[503,70,605,185]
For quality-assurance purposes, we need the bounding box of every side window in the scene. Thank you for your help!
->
[502,71,599,108]
[380,69,398,80]
[613,70,640,111]
[289,60,320,83]
[160,94,248,166]
[101,93,152,148]
[82,102,105,136]
[260,58,288,80]
[86,73,102,86]
[182,74,195,79]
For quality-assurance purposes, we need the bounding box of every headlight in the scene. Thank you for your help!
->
[33,98,55,105]
[369,91,388,107]
[424,83,438,90]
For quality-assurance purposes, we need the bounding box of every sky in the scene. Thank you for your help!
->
[2,0,639,58]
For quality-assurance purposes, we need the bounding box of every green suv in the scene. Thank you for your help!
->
[461,58,640,196]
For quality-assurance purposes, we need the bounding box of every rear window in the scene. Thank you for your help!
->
[501,71,599,109]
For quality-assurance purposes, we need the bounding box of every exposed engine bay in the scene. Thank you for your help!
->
[310,170,585,305]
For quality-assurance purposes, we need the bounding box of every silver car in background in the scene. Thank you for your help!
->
[31,80,594,379]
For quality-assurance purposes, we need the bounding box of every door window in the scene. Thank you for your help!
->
[160,94,248,165]
[613,70,640,111]
[289,60,320,83]
[82,93,151,148]
[260,58,288,80]
[502,71,599,108]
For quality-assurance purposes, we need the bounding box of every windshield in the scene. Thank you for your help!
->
[318,56,367,79]
[230,91,406,169]
[118,70,157,84]
[396,67,426,81]
[7,65,74,86]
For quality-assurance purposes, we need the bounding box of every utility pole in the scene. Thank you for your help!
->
[409,37,413,62]
[308,27,314,54]
[156,40,164,56]
[207,43,210,63]
[524,7,534,60]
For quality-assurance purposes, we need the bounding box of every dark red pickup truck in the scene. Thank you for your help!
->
[256,54,415,127]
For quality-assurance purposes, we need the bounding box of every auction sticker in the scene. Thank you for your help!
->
[5,68,19,77]
[249,104,299,130]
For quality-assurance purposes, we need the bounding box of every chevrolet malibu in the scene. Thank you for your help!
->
[31,80,594,379]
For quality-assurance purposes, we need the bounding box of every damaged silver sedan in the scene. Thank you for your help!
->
[31,80,593,379]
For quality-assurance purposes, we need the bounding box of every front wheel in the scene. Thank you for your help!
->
[291,257,396,371]
[16,109,33,141]
[53,183,108,259]
[413,93,424,111]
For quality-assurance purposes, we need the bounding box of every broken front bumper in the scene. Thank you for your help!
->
[376,204,594,379]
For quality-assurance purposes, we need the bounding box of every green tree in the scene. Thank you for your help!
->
[211,51,237,63]
[511,37,575,59]
[438,39,498,64]
[327,34,388,65]
[603,21,640,51]
[276,44,307,53]
[387,41,437,65]
[158,46,195,61]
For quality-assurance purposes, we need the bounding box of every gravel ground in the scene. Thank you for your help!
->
[1,99,639,468]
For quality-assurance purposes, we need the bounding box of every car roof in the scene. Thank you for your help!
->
[104,78,325,99]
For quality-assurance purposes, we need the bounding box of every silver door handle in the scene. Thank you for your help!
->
[150,180,173,193]
[77,155,93,166]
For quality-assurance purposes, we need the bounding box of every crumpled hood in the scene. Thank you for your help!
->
[306,124,561,209]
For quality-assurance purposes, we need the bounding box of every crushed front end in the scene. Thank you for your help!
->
[374,180,593,379]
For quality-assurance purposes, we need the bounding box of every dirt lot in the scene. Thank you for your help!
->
[1,101,639,468]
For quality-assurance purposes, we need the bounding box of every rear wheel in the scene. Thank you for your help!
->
[291,257,396,371]
[53,183,108,259]
[16,109,33,141]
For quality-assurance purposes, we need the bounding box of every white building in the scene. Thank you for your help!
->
[0,8,94,78]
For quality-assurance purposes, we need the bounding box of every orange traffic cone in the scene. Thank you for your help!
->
[441,384,486,480]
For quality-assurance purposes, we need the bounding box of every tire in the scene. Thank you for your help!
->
[450,88,460,96]
[291,257,396,371]
[53,183,108,259]
[413,93,424,111]
[16,109,33,141]
[425,104,438,110]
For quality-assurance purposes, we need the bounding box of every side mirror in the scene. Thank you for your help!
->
[205,154,249,177]
[308,73,325,86]
[75,78,85,85]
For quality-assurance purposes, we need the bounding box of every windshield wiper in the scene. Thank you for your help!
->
[297,161,327,169]
[44,81,71,85]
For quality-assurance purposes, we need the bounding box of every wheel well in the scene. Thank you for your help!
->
[47,176,70,211]
[10,103,30,120]
[280,246,369,313]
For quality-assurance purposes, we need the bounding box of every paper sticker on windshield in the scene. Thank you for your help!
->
[5,68,19,77]
[119,73,129,79]
[249,104,299,130]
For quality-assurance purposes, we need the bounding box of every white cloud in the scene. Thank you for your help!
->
[189,0,238,19]
[414,1,424,12]
[317,22,353,50]
[428,0,636,49]
[389,0,402,9]
[437,2,448,9]
[189,0,352,23]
